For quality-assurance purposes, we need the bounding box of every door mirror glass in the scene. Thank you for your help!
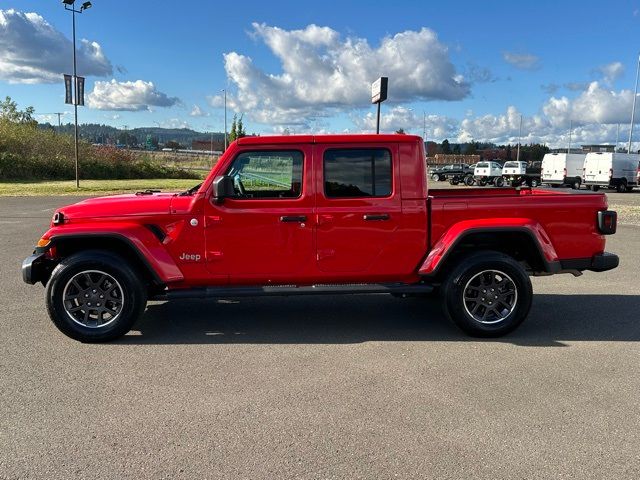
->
[212,175,235,203]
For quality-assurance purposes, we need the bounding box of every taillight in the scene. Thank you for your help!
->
[597,210,617,235]
[636,166,640,182]
[609,168,613,179]
[563,168,567,178]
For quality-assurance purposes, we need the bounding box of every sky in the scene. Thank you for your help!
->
[1,0,639,148]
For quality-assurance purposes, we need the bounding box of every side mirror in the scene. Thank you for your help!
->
[212,175,235,204]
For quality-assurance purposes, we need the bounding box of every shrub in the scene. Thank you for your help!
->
[0,120,199,181]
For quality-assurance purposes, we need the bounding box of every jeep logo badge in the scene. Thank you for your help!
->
[179,253,201,262]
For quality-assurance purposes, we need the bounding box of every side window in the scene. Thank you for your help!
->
[225,150,303,199]
[324,148,392,198]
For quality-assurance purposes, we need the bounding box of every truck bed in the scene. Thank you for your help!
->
[428,188,608,262]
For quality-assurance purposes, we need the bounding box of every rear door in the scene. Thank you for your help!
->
[594,154,612,183]
[314,144,402,278]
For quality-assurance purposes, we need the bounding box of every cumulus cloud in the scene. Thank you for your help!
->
[503,52,540,70]
[595,61,624,85]
[0,9,112,83]
[209,23,469,125]
[543,81,638,127]
[352,106,458,138]
[189,104,208,117]
[87,80,180,111]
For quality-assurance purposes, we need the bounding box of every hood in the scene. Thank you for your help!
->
[57,192,176,220]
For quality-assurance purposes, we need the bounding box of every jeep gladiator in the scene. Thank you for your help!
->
[22,134,619,342]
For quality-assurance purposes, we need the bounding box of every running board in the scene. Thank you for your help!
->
[158,283,434,300]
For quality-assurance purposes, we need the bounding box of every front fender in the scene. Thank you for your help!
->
[41,222,184,284]
[418,218,559,276]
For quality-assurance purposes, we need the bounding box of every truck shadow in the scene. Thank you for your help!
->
[116,294,640,347]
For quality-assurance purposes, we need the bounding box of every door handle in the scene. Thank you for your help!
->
[363,214,390,221]
[280,215,307,223]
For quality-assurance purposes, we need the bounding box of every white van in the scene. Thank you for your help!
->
[474,161,504,186]
[541,153,586,189]
[582,152,640,193]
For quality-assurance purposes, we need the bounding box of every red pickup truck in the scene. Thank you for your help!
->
[22,134,619,342]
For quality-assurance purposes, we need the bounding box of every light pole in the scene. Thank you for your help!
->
[221,89,227,150]
[628,53,639,154]
[63,0,92,189]
[516,114,522,161]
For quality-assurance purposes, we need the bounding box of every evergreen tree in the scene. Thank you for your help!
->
[229,114,238,142]
[237,114,246,139]
[441,139,451,154]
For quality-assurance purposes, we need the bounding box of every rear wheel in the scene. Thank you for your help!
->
[592,185,600,192]
[440,251,532,337]
[616,181,627,193]
[45,251,147,342]
[478,179,487,186]
[464,175,475,186]
[571,179,581,190]
[495,177,505,187]
[530,178,539,187]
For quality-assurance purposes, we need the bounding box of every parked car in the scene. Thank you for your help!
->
[583,152,640,192]
[430,164,469,182]
[474,161,504,186]
[541,153,586,189]
[502,161,542,187]
[22,134,618,342]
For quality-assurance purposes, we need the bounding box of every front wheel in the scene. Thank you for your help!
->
[440,251,532,337]
[616,182,627,193]
[464,175,475,186]
[494,177,505,187]
[45,251,148,342]
[530,178,539,187]
[571,179,581,190]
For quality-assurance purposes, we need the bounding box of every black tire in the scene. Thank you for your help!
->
[440,251,532,337]
[616,181,627,193]
[449,179,459,185]
[464,175,475,186]
[45,250,148,342]
[592,185,600,192]
[494,177,505,187]
[530,178,539,187]
[571,179,581,190]
[585,185,592,190]
[479,179,487,186]
[431,174,439,182]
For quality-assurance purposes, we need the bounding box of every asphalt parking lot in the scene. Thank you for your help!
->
[1,192,639,479]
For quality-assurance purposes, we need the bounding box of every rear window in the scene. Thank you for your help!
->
[324,148,392,198]
[476,162,489,168]
[504,162,518,168]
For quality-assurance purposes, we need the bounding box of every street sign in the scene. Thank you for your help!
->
[64,75,73,105]
[371,76,388,104]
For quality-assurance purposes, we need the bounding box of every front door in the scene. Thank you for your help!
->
[204,146,315,284]
[314,144,402,280]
